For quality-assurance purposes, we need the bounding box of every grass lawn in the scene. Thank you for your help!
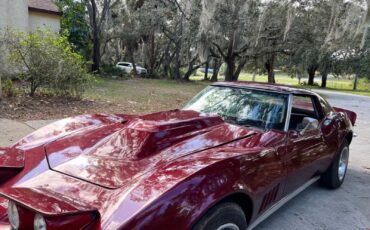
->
[83,73,370,118]
[3,74,367,121]
[85,78,209,114]
[192,71,370,97]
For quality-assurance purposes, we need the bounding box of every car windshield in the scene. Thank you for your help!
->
[184,86,289,131]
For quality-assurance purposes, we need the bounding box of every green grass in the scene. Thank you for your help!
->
[85,78,208,114]
[84,74,369,115]
[192,71,370,96]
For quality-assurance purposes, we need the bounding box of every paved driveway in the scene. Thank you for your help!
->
[0,91,369,230]
[256,90,370,230]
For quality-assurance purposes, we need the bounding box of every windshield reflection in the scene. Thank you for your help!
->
[184,86,288,131]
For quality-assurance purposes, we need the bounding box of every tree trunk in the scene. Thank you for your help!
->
[204,59,210,81]
[92,34,100,72]
[127,47,137,76]
[30,78,37,97]
[307,66,317,86]
[90,0,100,73]
[163,63,169,78]
[161,41,173,78]
[265,54,276,84]
[252,70,257,82]
[234,58,247,81]
[353,74,358,90]
[148,33,156,76]
[225,57,236,81]
[174,15,184,80]
[267,69,275,84]
[184,65,200,81]
[0,75,2,98]
[174,47,181,80]
[211,59,221,82]
[321,72,328,88]
[297,72,302,85]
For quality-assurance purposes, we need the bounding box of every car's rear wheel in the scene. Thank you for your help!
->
[192,202,247,230]
[320,140,349,189]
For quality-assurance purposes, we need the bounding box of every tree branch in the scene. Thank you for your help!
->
[212,42,226,59]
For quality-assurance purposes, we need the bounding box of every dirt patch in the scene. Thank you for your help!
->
[0,78,208,121]
[0,95,119,121]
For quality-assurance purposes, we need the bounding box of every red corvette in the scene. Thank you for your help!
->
[0,82,356,230]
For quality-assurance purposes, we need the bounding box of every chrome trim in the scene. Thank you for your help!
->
[217,223,240,230]
[247,177,320,230]
[338,147,349,181]
[284,94,293,132]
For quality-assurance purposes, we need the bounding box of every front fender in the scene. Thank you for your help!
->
[117,148,264,230]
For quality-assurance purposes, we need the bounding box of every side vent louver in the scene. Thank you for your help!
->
[259,184,280,213]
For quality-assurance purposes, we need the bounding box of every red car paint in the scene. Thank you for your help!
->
[0,82,355,230]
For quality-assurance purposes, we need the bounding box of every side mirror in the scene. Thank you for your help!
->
[297,117,319,135]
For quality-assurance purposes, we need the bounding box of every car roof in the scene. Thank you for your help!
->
[212,81,319,96]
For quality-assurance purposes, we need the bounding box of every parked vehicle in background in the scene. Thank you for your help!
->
[199,67,214,74]
[116,62,148,75]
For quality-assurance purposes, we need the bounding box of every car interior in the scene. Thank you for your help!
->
[289,95,319,131]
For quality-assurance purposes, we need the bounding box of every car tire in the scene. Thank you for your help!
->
[320,139,349,189]
[192,202,247,230]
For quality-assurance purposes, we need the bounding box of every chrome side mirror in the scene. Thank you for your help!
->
[298,117,319,135]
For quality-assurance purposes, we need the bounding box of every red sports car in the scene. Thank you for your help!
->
[0,82,356,230]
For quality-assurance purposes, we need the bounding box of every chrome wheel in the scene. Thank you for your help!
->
[338,147,349,181]
[216,223,240,230]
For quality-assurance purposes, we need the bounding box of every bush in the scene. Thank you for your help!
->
[2,79,17,97]
[8,30,92,97]
[101,64,128,78]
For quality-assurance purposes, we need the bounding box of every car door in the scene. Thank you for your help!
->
[282,94,328,195]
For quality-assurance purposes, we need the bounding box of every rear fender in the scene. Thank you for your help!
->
[333,107,357,126]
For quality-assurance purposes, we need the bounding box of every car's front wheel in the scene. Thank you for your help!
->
[192,202,247,230]
[320,140,349,189]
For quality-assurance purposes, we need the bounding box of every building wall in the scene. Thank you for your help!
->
[0,0,29,32]
[0,0,60,76]
[0,0,60,33]
[28,11,61,33]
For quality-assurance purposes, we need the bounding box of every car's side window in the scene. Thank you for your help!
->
[289,95,319,130]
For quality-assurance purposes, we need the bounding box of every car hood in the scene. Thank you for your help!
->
[44,110,257,189]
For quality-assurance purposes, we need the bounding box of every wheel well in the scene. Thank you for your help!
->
[224,193,253,224]
[345,132,353,145]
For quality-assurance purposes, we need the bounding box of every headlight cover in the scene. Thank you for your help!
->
[34,213,47,230]
[7,201,20,229]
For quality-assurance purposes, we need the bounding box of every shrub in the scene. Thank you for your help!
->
[8,30,92,97]
[101,64,128,78]
[2,79,17,97]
